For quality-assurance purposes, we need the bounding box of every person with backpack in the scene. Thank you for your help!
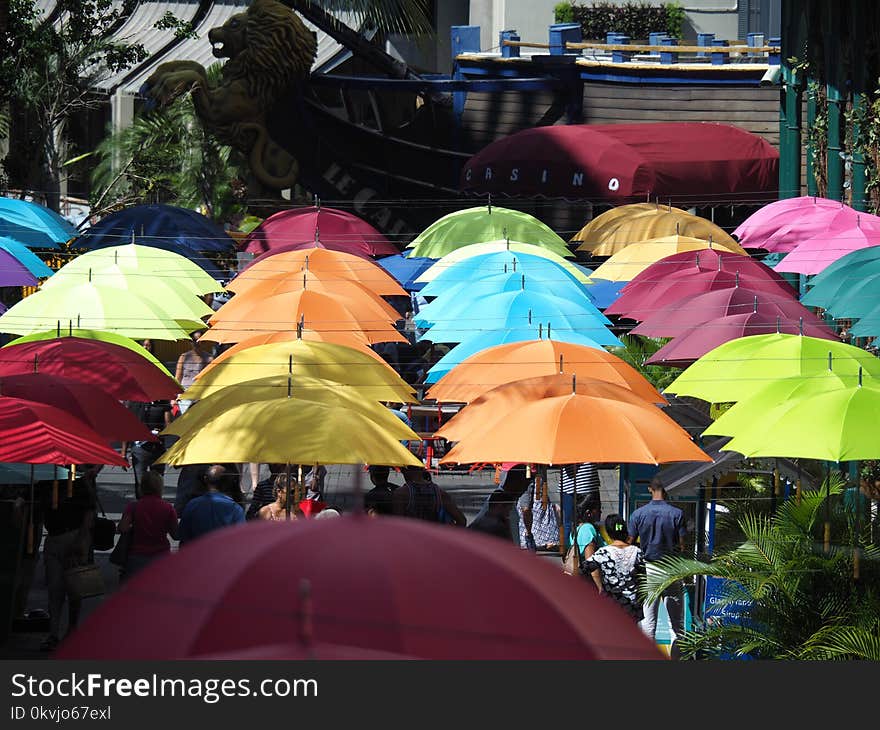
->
[392,466,466,526]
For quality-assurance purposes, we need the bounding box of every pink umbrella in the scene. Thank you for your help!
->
[606,269,796,322]
[630,286,817,338]
[734,196,854,251]
[243,206,398,259]
[773,217,880,275]
[645,313,838,368]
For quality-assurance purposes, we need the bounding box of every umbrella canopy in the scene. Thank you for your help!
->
[620,247,778,291]
[0,463,69,484]
[0,248,40,288]
[235,248,405,297]
[54,517,661,660]
[631,286,821,338]
[243,206,397,258]
[645,312,837,368]
[427,339,663,404]
[733,196,858,252]
[375,253,436,291]
[573,205,737,256]
[570,203,690,243]
[438,374,709,466]
[0,237,55,280]
[191,642,418,660]
[204,288,404,345]
[663,333,880,403]
[773,217,880,275]
[0,197,76,249]
[417,289,620,346]
[205,329,384,368]
[800,246,880,310]
[158,397,423,466]
[185,339,417,403]
[587,235,747,282]
[0,331,179,401]
[0,396,128,465]
[406,207,572,259]
[414,242,588,284]
[0,282,205,340]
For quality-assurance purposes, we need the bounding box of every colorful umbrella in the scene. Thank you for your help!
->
[0,237,55,279]
[800,246,880,310]
[645,312,837,368]
[375,253,436,291]
[733,196,858,252]
[205,329,383,368]
[235,248,406,297]
[54,518,661,659]
[0,330,179,401]
[773,216,880,275]
[587,235,747,282]
[0,463,69,484]
[663,333,880,403]
[437,374,710,466]
[243,206,397,258]
[619,247,780,291]
[407,207,572,259]
[426,339,663,404]
[0,197,76,249]
[630,286,821,338]
[570,203,691,243]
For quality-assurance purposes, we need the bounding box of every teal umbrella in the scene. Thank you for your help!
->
[0,198,76,249]
[801,247,880,310]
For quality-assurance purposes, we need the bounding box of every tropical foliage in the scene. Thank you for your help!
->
[610,334,680,391]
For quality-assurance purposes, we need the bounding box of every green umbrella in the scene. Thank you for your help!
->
[665,333,880,403]
[406,207,572,259]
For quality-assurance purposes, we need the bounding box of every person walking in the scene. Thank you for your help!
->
[627,475,688,659]
[178,465,245,545]
[174,330,213,415]
[559,463,601,551]
[570,499,605,563]
[246,464,288,520]
[392,466,466,526]
[582,514,646,621]
[470,465,531,545]
[116,470,178,581]
[257,476,299,521]
[364,465,400,516]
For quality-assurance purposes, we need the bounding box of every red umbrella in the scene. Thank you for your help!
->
[243,206,398,258]
[54,517,661,660]
[191,642,417,660]
[630,286,816,338]
[622,248,782,289]
[645,313,838,368]
[0,373,154,442]
[0,337,180,401]
[0,396,128,465]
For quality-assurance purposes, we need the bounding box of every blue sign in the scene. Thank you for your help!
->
[704,577,753,625]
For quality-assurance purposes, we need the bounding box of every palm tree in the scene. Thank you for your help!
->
[610,334,681,392]
[644,475,880,660]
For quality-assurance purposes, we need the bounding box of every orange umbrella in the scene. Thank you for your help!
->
[426,340,663,404]
[437,374,710,466]
[204,288,404,345]
[232,248,406,297]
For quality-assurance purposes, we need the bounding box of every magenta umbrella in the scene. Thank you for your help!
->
[734,197,856,251]
[621,248,783,290]
[243,206,398,259]
[773,217,880,275]
[606,269,796,322]
[630,286,817,338]
[645,313,838,368]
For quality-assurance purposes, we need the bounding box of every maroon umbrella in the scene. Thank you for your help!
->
[54,517,661,660]
[630,286,817,338]
[622,248,780,289]
[645,313,838,368]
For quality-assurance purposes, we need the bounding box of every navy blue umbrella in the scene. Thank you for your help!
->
[376,253,435,291]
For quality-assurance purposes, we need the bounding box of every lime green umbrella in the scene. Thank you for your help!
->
[0,282,205,340]
[665,333,880,403]
[406,207,572,259]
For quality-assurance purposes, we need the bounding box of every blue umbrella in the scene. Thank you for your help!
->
[0,237,54,280]
[424,325,608,383]
[376,253,435,291]
[584,279,628,310]
[418,289,621,346]
[0,197,77,249]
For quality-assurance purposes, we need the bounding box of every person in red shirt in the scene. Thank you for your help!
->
[117,470,179,581]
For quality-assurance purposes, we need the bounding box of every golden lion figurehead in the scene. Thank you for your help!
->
[208,0,317,104]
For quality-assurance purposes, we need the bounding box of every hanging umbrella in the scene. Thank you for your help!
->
[800,247,880,310]
[773,216,880,275]
[631,287,820,338]
[54,517,661,660]
[375,253,436,291]
[0,197,77,249]
[417,289,619,346]
[645,312,837,368]
[621,248,774,291]
[570,203,691,244]
[0,463,69,484]
[235,248,406,297]
[424,324,609,383]
[0,237,55,280]
[437,374,710,466]
[733,196,859,252]
[406,207,572,259]
[0,282,205,340]
[204,329,384,368]
[586,280,627,310]
[663,333,880,403]
[185,339,417,403]
[243,206,397,258]
[587,235,747,282]
[427,339,663,404]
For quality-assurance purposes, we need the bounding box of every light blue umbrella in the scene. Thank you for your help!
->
[0,197,77,249]
[584,279,627,310]
[375,253,435,291]
[418,289,621,346]
[424,324,608,383]
[0,237,55,279]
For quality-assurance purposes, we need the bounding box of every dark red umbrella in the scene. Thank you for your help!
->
[0,373,154,442]
[244,206,398,259]
[0,396,128,465]
[630,286,817,338]
[645,312,838,368]
[54,517,661,660]
[192,642,417,660]
[621,248,782,289]
[0,337,180,402]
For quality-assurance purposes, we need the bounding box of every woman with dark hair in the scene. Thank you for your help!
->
[257,475,301,522]
[570,499,604,562]
[581,513,646,620]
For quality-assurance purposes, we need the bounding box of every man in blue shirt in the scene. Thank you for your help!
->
[178,465,245,546]
[627,475,687,659]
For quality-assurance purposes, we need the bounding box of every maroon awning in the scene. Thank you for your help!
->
[460,122,779,204]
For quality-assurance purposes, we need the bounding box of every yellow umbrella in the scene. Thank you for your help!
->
[183,339,417,403]
[588,235,747,282]
[569,203,689,242]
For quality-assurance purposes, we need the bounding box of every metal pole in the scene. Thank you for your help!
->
[285,462,292,520]
[824,462,831,553]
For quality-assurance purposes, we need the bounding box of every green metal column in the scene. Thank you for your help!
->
[849,3,868,211]
[824,5,844,201]
[779,0,803,199]
[806,83,818,197]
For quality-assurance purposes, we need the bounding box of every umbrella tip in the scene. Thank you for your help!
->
[859,366,863,386]
[572,373,576,393]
